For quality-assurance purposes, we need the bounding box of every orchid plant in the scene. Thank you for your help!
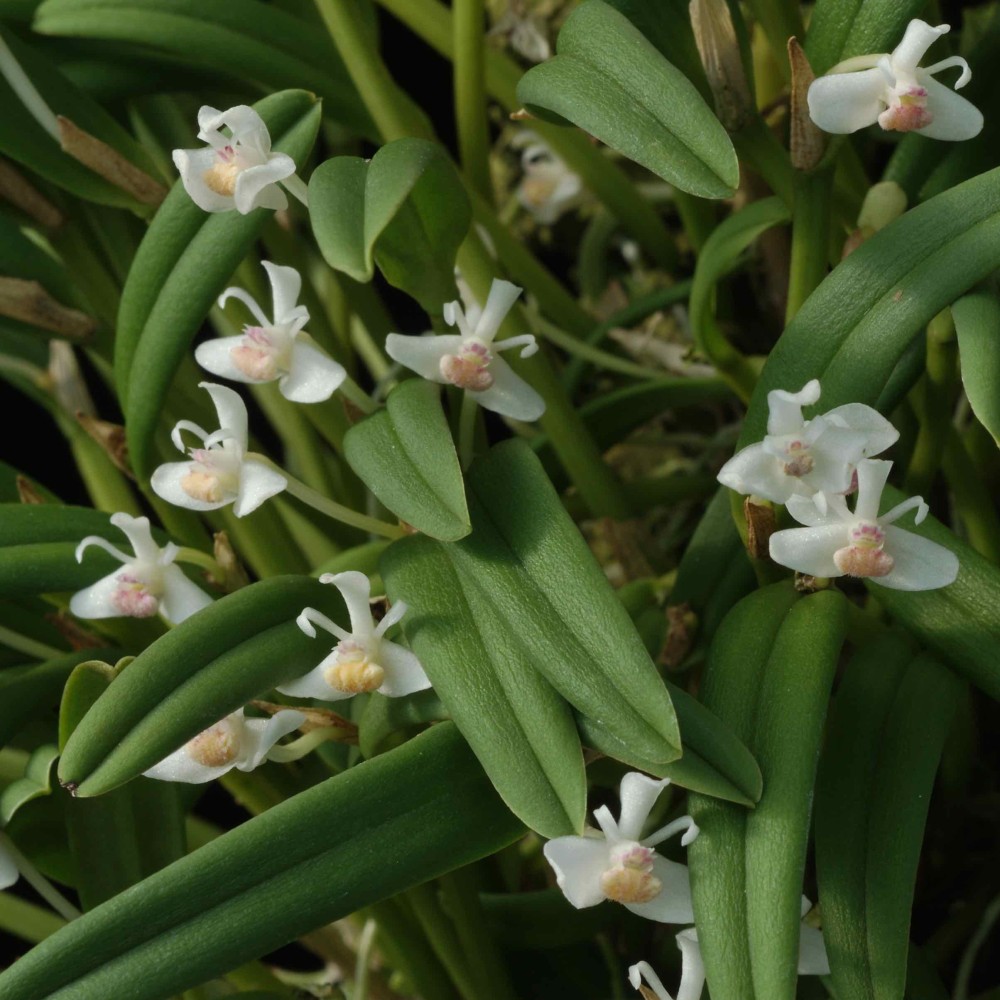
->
[0,3,997,1000]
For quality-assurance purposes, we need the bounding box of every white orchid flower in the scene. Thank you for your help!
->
[0,841,18,889]
[807,20,983,140]
[516,137,583,224]
[385,279,545,422]
[717,380,898,505]
[143,707,306,784]
[71,513,212,625]
[543,772,699,923]
[278,571,431,702]
[490,3,551,63]
[769,459,959,590]
[173,105,298,214]
[151,382,287,517]
[628,899,829,1000]
[196,261,345,403]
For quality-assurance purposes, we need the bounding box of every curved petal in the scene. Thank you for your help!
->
[798,923,831,975]
[472,279,522,344]
[69,570,127,619]
[195,336,262,383]
[854,459,892,521]
[543,835,613,909]
[628,961,676,1000]
[915,72,984,140]
[108,513,159,565]
[217,286,269,326]
[75,534,130,566]
[240,709,306,769]
[378,640,432,697]
[233,156,294,214]
[717,444,793,503]
[233,458,287,517]
[0,844,18,889]
[786,494,840,527]
[151,461,232,512]
[158,564,213,625]
[892,20,948,74]
[808,69,889,134]
[200,382,248,447]
[385,333,460,382]
[280,335,346,403]
[172,147,233,213]
[196,105,226,139]
[879,526,959,591]
[142,744,234,784]
[262,261,302,325]
[276,656,355,702]
[766,380,820,435]
[324,571,374,640]
[617,772,671,843]
[805,426,868,493]
[822,403,899,455]
[769,524,847,577]
[624,857,694,924]
[474,356,546,421]
[675,929,707,1000]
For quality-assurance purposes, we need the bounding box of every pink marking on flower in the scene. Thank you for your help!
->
[834,521,894,577]
[111,574,160,618]
[601,843,662,903]
[440,340,494,391]
[879,87,933,132]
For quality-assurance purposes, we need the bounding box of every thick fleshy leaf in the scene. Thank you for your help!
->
[33,0,375,137]
[309,137,471,312]
[0,723,523,1000]
[343,379,470,541]
[806,0,928,75]
[0,745,58,827]
[688,584,847,999]
[516,0,738,199]
[57,576,341,796]
[815,638,962,1000]
[114,90,321,476]
[953,289,1000,445]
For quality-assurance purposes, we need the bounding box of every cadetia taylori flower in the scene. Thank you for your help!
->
[196,261,345,402]
[385,279,546,422]
[278,571,431,702]
[543,772,699,922]
[143,708,306,784]
[489,1,551,63]
[515,135,583,224]
[173,105,298,214]
[71,513,212,625]
[152,382,287,517]
[717,380,898,504]
[807,20,983,140]
[0,841,18,890]
[628,899,829,1000]
[769,459,959,590]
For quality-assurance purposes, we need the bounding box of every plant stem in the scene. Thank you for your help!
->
[453,0,492,201]
[458,391,479,470]
[0,833,81,922]
[785,167,833,322]
[0,624,63,661]
[281,173,310,207]
[733,117,795,206]
[0,892,65,943]
[354,917,379,1000]
[532,315,659,380]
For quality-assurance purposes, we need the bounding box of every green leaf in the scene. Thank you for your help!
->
[0,723,523,1000]
[689,197,790,357]
[33,0,375,137]
[953,289,1000,444]
[57,576,339,796]
[738,165,1000,449]
[815,637,962,1000]
[0,745,58,827]
[688,584,847,999]
[343,380,470,541]
[516,0,738,199]
[0,26,163,211]
[309,137,471,312]
[115,89,321,476]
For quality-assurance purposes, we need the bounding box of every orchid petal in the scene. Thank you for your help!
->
[766,380,821,435]
[105,514,158,565]
[474,355,546,421]
[922,55,972,89]
[233,156,294,214]
[200,382,248,448]
[915,72,984,140]
[628,961,675,1000]
[807,68,888,134]
[217,286,270,326]
[675,929,707,1000]
[377,640,432,697]
[172,147,233,213]
[798,923,831,975]
[472,279,522,344]
[151,461,233,512]
[322,571,375,640]
[786,494,841,527]
[75,534,130,565]
[878,526,959,590]
[542,835,612,909]
[69,570,130,620]
[617,772,671,842]
[232,458,287,517]
[261,261,303,324]
[143,742,233,784]
[717,443,794,503]
[280,335,346,403]
[822,403,899,455]
[769,523,847,577]
[242,710,306,769]
[276,654,354,702]
[374,600,408,637]
[854,459,892,521]
[623,857,694,924]
[385,333,461,382]
[158,564,213,625]
[891,20,949,74]
[195,336,260,383]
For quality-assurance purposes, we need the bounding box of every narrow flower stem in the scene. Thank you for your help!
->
[785,167,833,322]
[173,546,225,584]
[265,727,353,763]
[0,625,64,661]
[266,458,404,539]
[0,34,59,140]
[0,892,65,943]
[339,373,379,415]
[532,314,660,381]
[453,0,492,201]
[281,173,310,208]
[0,834,80,922]
[458,391,479,470]
[354,917,379,1000]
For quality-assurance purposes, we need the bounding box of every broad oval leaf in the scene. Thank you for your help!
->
[516,0,738,199]
[343,380,470,541]
[815,637,962,1000]
[0,745,58,827]
[57,575,339,795]
[0,723,523,1000]
[115,89,321,476]
[953,289,1000,444]
[309,137,471,312]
